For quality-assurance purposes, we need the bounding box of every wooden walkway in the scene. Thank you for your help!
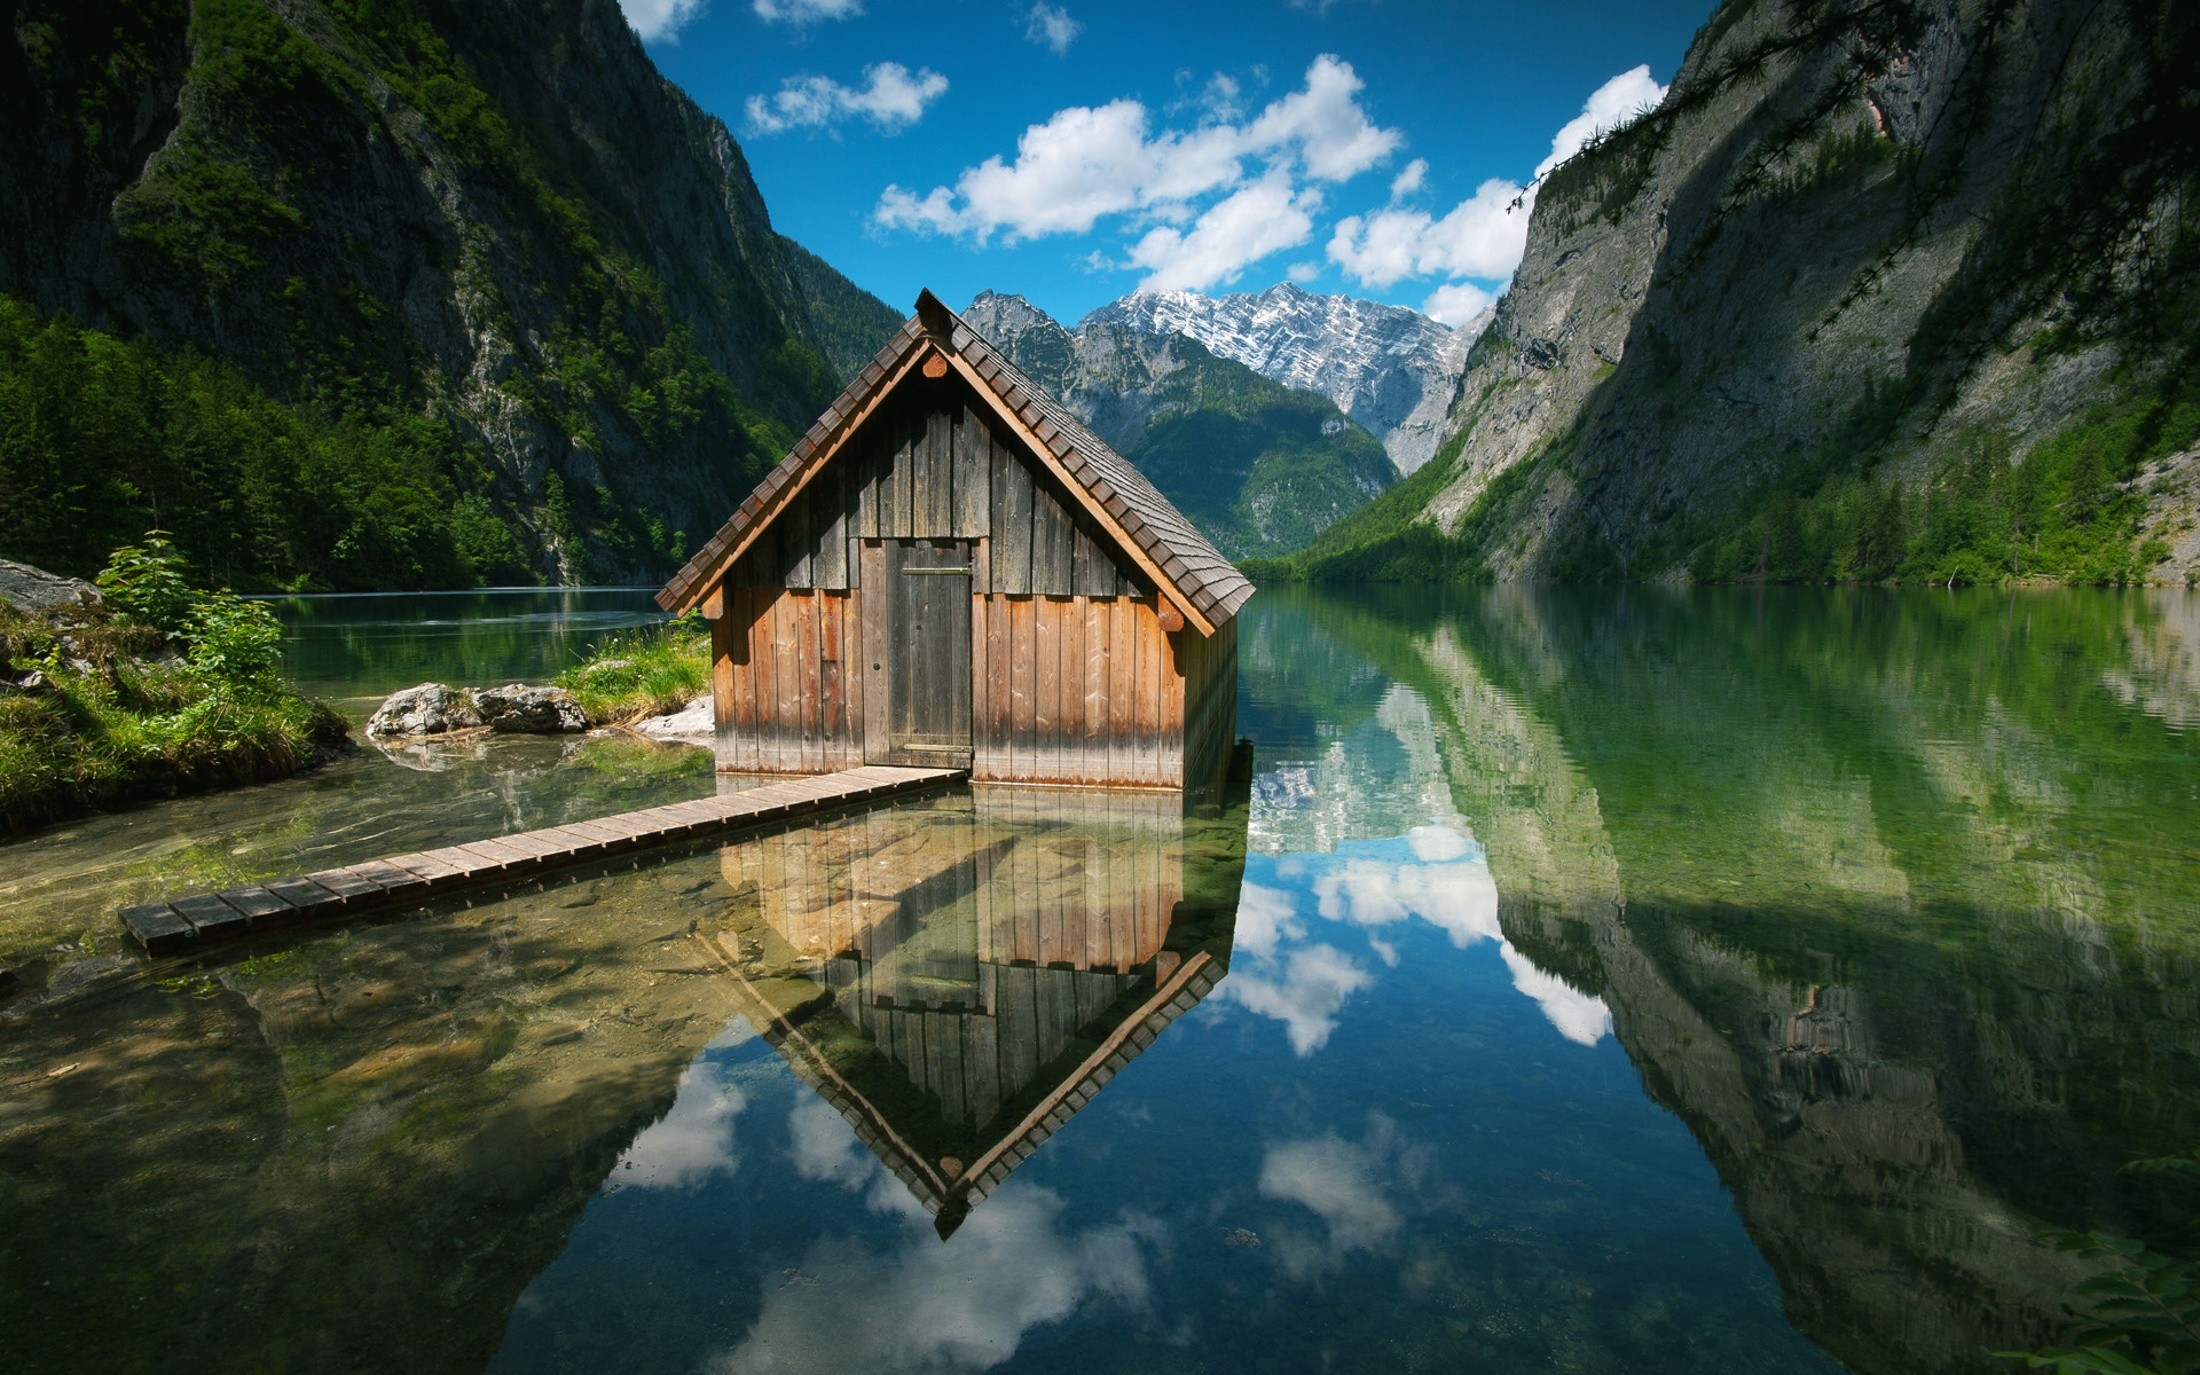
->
[118,765,963,957]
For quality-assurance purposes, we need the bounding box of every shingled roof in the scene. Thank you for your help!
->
[656,290,1255,634]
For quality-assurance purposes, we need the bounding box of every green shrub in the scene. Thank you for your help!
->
[94,533,195,634]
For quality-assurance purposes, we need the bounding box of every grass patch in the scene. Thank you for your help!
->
[0,602,347,838]
[555,617,709,725]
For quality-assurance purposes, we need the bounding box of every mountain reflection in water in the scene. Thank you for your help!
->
[2,585,2194,1374]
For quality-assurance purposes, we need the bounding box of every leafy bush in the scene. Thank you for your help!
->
[94,533,195,634]
[184,591,284,691]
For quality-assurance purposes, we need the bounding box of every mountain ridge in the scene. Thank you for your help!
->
[1285,0,2200,587]
[964,290,1395,560]
[1082,283,1480,477]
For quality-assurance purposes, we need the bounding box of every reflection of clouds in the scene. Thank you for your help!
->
[787,1097,874,1189]
[1312,827,1500,946]
[1500,945,1613,1046]
[1219,944,1373,1055]
[1232,881,1303,959]
[714,1186,1152,1375]
[1257,1115,1429,1281]
[1236,818,1614,1050]
[609,1061,746,1191]
[1260,1135,1400,1252]
[783,1097,937,1221]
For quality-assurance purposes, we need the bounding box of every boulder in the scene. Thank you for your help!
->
[366,683,484,737]
[473,683,588,734]
[631,694,713,746]
[0,559,101,616]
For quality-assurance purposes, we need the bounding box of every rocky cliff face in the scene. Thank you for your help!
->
[1086,284,1480,477]
[1297,0,2200,586]
[0,0,899,586]
[963,291,1395,560]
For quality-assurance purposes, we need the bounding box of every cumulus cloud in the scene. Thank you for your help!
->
[1388,157,1428,201]
[1327,176,1529,289]
[1327,65,1668,317]
[1023,2,1081,55]
[620,0,706,42]
[875,53,1396,280]
[746,63,948,136]
[752,0,862,22]
[713,1186,1151,1374]
[1536,63,1667,180]
[1421,281,1496,327]
[606,1061,746,1192]
[1126,171,1322,292]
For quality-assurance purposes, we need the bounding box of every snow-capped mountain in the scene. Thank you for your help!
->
[961,292,1394,560]
[1081,283,1485,476]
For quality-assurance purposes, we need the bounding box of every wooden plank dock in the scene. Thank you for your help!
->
[118,765,963,957]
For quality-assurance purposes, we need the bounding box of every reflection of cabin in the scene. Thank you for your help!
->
[696,788,1244,1236]
[655,291,1251,794]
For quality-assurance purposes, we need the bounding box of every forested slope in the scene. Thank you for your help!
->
[0,0,900,589]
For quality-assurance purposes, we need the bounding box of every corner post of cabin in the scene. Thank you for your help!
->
[702,579,737,773]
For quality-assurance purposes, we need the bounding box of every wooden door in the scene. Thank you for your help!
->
[884,539,974,765]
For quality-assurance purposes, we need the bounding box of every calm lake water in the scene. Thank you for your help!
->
[3,585,2197,1375]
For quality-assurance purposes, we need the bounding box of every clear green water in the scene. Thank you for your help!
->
[3,585,2197,1375]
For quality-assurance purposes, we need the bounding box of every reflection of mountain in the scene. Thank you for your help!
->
[1268,585,2200,1374]
[703,789,1246,1237]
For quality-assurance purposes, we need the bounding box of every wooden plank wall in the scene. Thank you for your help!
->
[970,594,1188,787]
[706,381,1240,785]
[724,385,1148,600]
[712,583,865,773]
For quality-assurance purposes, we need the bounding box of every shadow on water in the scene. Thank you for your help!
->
[0,781,1251,1375]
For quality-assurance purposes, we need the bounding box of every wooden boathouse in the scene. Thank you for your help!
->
[655,291,1251,793]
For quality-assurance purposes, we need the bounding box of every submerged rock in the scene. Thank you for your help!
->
[0,559,101,616]
[474,684,588,734]
[366,684,483,737]
[631,695,713,746]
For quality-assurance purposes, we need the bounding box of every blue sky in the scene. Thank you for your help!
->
[622,0,1715,327]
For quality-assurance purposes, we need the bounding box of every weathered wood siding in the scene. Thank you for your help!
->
[706,376,1235,786]
[712,584,864,773]
[724,383,1151,599]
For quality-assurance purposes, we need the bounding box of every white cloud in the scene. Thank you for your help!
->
[1421,281,1495,327]
[1287,260,1321,284]
[1260,1133,1401,1254]
[714,1186,1151,1375]
[620,0,706,42]
[1327,66,1668,317]
[1535,63,1667,180]
[752,0,862,22]
[606,1061,746,1191]
[1232,881,1304,960]
[787,1096,876,1189]
[1126,171,1321,292]
[1023,3,1081,55]
[1216,942,1372,1055]
[1388,157,1428,201]
[1327,176,1528,288]
[746,63,948,136]
[875,54,1396,272]
[1501,945,1613,1046]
